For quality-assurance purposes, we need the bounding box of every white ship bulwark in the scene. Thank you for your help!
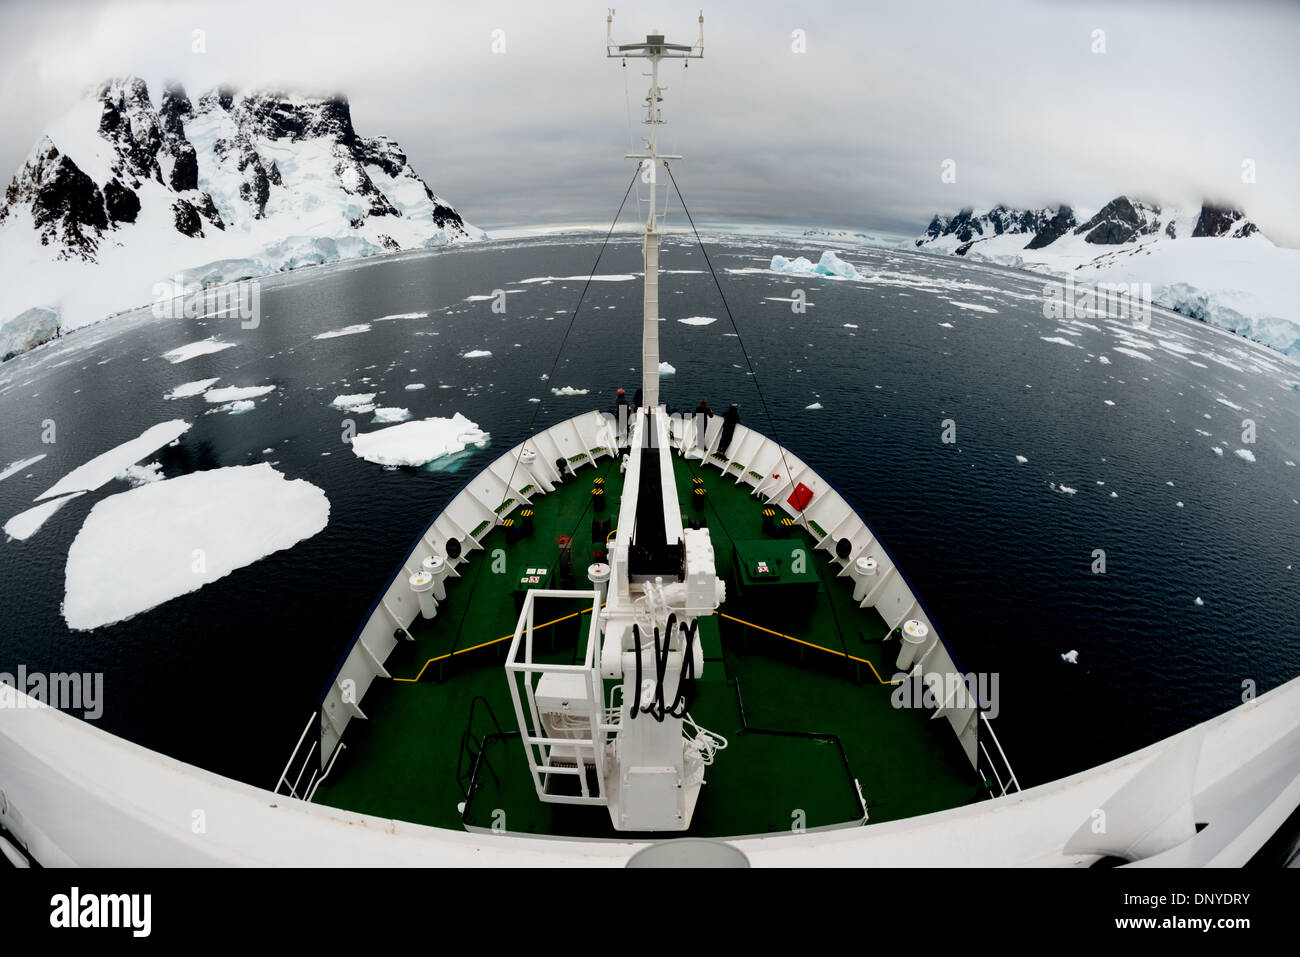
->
[2,672,1298,865]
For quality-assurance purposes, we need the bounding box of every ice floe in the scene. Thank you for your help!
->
[313,324,371,340]
[462,349,492,359]
[331,393,377,412]
[212,400,255,414]
[404,383,426,391]
[1041,336,1080,348]
[4,491,85,542]
[1234,449,1256,462]
[659,361,676,375]
[806,402,823,410]
[115,462,163,486]
[677,317,717,326]
[62,463,329,630]
[0,454,46,482]
[204,384,275,403]
[374,311,429,321]
[1015,455,1028,464]
[550,386,589,396]
[36,419,191,501]
[164,378,220,400]
[372,407,412,423]
[1061,650,1079,664]
[162,339,236,363]
[350,413,489,467]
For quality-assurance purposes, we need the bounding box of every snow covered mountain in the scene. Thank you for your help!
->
[914,197,1299,359]
[916,198,1259,258]
[0,77,483,359]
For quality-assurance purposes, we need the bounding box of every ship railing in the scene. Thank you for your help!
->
[505,588,610,806]
[978,712,1022,797]
[275,711,322,800]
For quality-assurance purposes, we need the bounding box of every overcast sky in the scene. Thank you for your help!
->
[2,0,1297,244]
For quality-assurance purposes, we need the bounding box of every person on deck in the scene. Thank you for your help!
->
[719,403,740,457]
[691,398,713,456]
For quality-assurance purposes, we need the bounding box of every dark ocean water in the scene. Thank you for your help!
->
[1,233,1297,795]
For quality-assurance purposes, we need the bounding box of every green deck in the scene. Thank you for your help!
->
[311,449,987,838]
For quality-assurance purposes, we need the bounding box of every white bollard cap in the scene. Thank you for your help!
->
[901,619,929,645]
[588,562,612,583]
[855,556,877,575]
[422,555,447,576]
[409,571,434,593]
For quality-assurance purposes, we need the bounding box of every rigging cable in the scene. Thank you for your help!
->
[493,166,641,517]
[662,161,799,505]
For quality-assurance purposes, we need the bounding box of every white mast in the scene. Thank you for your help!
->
[608,11,704,408]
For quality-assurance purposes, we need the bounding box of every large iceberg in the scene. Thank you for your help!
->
[769,250,862,280]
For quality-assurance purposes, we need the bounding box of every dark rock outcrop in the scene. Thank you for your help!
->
[103,177,140,223]
[1025,206,1077,249]
[1193,203,1258,239]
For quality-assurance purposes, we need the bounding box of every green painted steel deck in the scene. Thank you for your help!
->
[311,448,987,838]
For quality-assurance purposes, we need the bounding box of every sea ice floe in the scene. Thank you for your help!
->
[945,300,997,313]
[350,413,489,468]
[62,463,329,630]
[404,383,426,391]
[1194,597,1204,606]
[1015,455,1028,464]
[1050,483,1077,495]
[678,317,717,326]
[0,454,46,483]
[331,393,377,412]
[550,386,589,396]
[115,462,163,486]
[1103,399,1115,406]
[1112,347,1153,362]
[164,378,220,400]
[938,322,954,328]
[372,407,412,423]
[844,323,859,329]
[1098,355,1111,365]
[1040,336,1080,348]
[212,400,255,414]
[462,350,492,359]
[374,311,429,321]
[659,361,676,375]
[162,339,236,363]
[516,274,636,284]
[313,324,371,340]
[4,492,85,542]
[1234,449,1256,462]
[1061,650,1079,664]
[204,385,275,403]
[806,402,823,410]
[36,420,191,502]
